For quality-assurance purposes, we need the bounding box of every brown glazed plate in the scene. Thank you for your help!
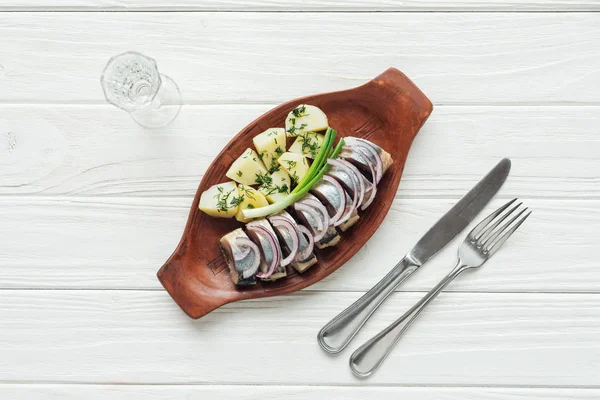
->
[158,68,433,319]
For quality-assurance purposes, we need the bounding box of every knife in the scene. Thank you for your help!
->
[317,158,511,354]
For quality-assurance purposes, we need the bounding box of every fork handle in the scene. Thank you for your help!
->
[317,256,419,354]
[349,261,465,377]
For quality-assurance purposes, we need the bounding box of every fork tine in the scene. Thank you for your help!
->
[481,206,528,248]
[469,198,518,239]
[477,202,523,243]
[486,211,532,256]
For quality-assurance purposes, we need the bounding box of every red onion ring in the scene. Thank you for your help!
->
[330,177,357,226]
[268,216,299,267]
[299,198,331,231]
[248,225,281,279]
[321,175,346,225]
[326,161,357,208]
[351,143,382,184]
[294,202,327,241]
[336,158,365,209]
[234,237,261,279]
[297,225,314,261]
[353,138,381,153]
[235,245,251,260]
[355,147,377,210]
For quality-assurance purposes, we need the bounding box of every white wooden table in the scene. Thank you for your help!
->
[1,1,600,398]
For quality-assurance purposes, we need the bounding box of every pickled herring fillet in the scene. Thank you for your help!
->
[270,211,317,273]
[246,219,287,281]
[292,193,341,249]
[219,228,259,286]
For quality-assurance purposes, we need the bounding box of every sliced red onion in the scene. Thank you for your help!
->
[356,147,377,210]
[353,137,381,154]
[353,144,382,184]
[294,202,327,241]
[299,198,331,230]
[234,237,261,279]
[337,158,365,209]
[330,178,358,226]
[297,225,314,260]
[269,216,299,267]
[248,225,281,279]
[321,175,346,225]
[235,245,251,260]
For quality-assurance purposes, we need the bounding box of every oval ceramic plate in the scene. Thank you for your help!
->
[158,68,433,319]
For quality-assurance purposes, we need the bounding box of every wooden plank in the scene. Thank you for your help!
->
[0,290,598,385]
[0,13,598,104]
[0,197,594,292]
[2,384,600,400]
[1,0,599,12]
[1,105,599,199]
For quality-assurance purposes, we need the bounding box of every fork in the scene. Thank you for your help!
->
[349,198,531,378]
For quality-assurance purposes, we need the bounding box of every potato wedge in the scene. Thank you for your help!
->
[258,168,291,204]
[226,148,268,186]
[285,104,328,137]
[235,185,270,223]
[199,181,240,218]
[288,131,325,159]
[277,152,310,185]
[252,128,286,173]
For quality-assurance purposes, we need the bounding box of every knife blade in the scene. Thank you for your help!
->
[409,157,511,265]
[317,158,511,354]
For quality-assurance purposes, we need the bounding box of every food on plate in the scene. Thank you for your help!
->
[241,126,345,219]
[226,148,268,186]
[311,176,360,231]
[285,104,328,137]
[252,127,286,173]
[199,104,394,286]
[288,131,325,159]
[291,193,341,249]
[235,185,269,223]
[246,219,287,281]
[277,152,310,185]
[268,211,317,273]
[219,228,261,285]
[258,168,291,204]
[198,181,241,218]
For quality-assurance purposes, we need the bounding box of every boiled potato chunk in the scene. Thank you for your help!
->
[285,104,328,137]
[235,185,270,223]
[259,169,291,204]
[277,152,310,185]
[288,131,325,159]
[225,148,268,186]
[252,128,286,173]
[199,181,240,218]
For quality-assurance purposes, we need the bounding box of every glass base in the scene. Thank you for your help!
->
[130,74,182,129]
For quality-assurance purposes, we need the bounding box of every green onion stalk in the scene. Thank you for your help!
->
[242,128,345,220]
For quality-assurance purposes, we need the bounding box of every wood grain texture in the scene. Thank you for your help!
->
[0,290,599,385]
[0,197,594,293]
[1,0,599,11]
[0,13,598,104]
[3,385,600,400]
[2,105,599,199]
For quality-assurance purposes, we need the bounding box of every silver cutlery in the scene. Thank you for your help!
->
[317,158,512,354]
[349,198,531,377]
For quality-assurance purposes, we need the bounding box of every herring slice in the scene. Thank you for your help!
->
[291,193,340,249]
[270,211,317,273]
[246,219,287,281]
[340,137,393,181]
[219,228,260,286]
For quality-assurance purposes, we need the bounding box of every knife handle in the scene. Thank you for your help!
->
[317,256,419,354]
